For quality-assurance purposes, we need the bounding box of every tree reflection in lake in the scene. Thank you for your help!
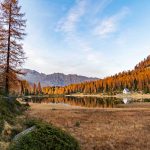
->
[24,96,150,108]
[24,96,125,108]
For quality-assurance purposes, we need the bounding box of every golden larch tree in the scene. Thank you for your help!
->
[0,0,26,95]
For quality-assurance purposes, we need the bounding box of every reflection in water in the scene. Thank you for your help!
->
[122,98,132,104]
[24,96,124,108]
[24,96,150,108]
[144,99,150,102]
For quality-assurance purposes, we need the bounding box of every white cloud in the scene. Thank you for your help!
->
[94,18,116,37]
[94,7,129,38]
[56,0,87,33]
[91,0,112,15]
[55,0,113,74]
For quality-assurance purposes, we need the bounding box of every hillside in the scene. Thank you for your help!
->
[21,69,98,87]
[42,55,150,95]
[135,55,150,70]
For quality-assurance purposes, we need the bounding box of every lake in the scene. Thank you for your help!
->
[24,96,150,108]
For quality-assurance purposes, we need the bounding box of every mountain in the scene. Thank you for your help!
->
[21,69,98,87]
[41,55,150,95]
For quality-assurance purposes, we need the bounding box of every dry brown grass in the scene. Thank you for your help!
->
[26,104,150,150]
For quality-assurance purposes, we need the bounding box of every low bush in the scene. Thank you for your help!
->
[9,120,80,150]
[0,97,28,135]
[75,121,80,127]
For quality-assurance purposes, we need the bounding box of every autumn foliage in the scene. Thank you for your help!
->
[42,55,150,95]
[19,55,150,96]
[0,0,26,95]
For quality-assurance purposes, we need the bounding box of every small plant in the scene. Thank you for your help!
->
[75,121,80,127]
[0,119,4,135]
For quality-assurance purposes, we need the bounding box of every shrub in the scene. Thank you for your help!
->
[0,97,28,135]
[75,121,80,127]
[9,121,80,150]
[0,98,25,121]
[0,119,4,135]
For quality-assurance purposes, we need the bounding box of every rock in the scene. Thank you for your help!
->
[13,126,36,142]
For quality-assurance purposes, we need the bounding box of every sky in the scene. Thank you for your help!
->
[19,0,150,78]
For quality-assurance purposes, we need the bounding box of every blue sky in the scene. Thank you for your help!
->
[19,0,150,77]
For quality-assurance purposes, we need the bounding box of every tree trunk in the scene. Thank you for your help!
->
[5,3,12,96]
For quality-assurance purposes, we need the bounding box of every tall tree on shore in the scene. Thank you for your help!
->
[0,0,26,95]
[37,82,42,94]
[33,83,37,95]
[0,25,4,93]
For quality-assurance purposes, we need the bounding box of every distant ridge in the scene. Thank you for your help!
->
[40,55,150,95]
[21,69,98,87]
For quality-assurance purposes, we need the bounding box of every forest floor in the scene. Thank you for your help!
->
[66,93,150,99]
[26,102,150,150]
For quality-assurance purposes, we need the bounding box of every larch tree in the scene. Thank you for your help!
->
[37,82,42,94]
[0,0,26,95]
[0,23,6,94]
[33,83,37,95]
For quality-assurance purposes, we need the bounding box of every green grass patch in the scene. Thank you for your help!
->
[9,119,80,150]
[0,97,28,135]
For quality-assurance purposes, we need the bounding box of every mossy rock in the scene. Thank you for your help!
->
[9,121,80,150]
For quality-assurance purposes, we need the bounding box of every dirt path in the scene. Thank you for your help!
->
[26,103,150,150]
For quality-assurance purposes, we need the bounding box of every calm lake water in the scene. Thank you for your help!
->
[24,96,150,108]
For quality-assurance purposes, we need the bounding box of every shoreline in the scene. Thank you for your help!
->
[66,93,150,99]
[27,102,150,111]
